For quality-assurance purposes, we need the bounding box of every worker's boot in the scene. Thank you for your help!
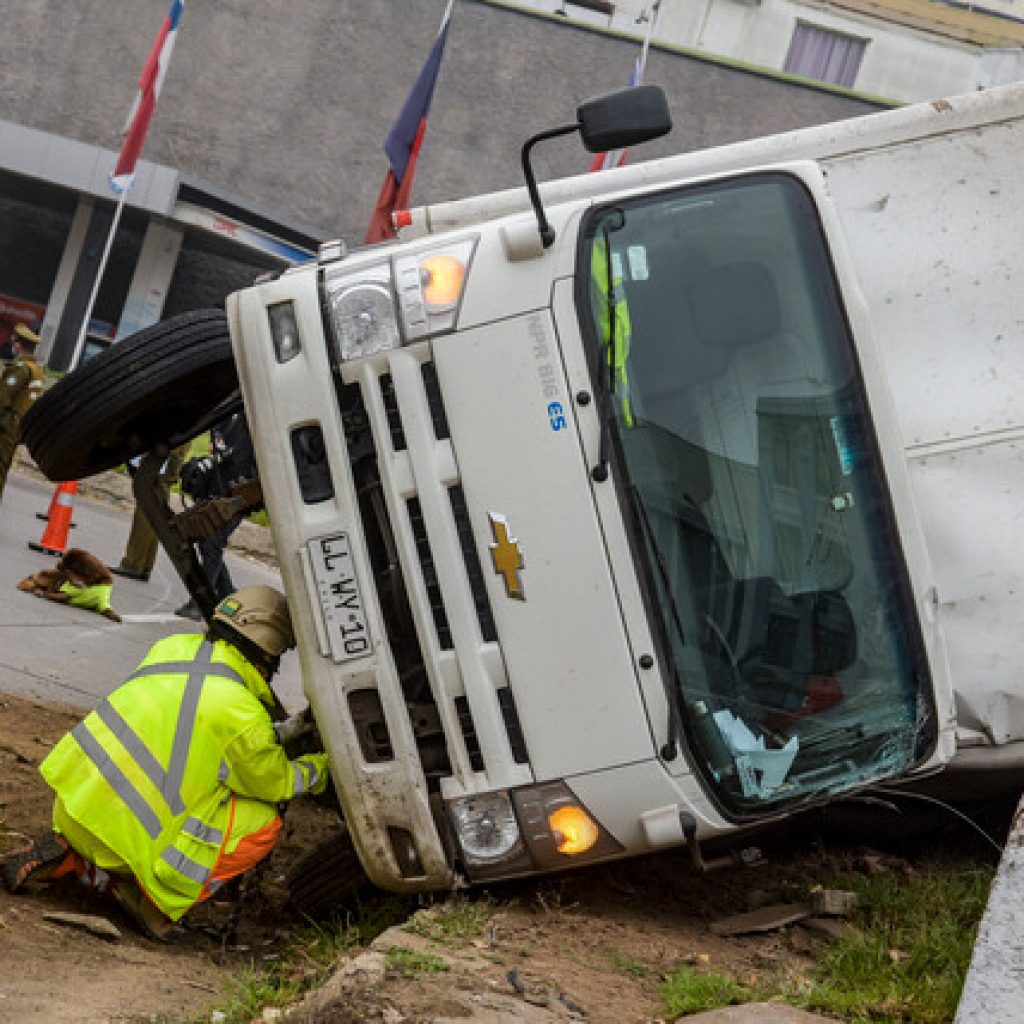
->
[3,831,78,893]
[107,877,183,942]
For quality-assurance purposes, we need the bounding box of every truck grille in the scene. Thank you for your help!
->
[421,361,450,440]
[407,496,453,650]
[449,485,497,643]
[340,352,533,793]
[380,373,406,451]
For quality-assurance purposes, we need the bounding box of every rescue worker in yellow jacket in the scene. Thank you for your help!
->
[2,584,330,940]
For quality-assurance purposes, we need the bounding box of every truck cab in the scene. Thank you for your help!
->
[226,150,954,893]
[26,86,975,901]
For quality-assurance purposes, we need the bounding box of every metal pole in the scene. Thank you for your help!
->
[639,0,661,75]
[67,186,129,370]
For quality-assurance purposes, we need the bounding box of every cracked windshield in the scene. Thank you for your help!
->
[584,173,934,815]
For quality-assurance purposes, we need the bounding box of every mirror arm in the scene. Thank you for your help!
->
[521,122,580,249]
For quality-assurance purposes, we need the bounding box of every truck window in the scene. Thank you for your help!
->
[579,172,935,816]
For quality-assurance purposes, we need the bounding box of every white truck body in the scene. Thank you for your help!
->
[227,82,1023,893]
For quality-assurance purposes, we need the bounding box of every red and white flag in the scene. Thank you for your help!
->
[110,0,185,192]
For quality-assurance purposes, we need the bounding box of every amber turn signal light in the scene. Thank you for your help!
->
[419,253,466,310]
[548,804,600,856]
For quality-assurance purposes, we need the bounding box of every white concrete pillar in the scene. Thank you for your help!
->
[115,218,184,341]
[37,197,94,365]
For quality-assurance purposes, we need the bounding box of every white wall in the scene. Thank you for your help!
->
[513,0,1024,103]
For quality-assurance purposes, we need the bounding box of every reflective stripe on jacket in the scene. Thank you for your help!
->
[39,634,323,920]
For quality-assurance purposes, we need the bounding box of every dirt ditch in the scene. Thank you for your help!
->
[2,690,1007,1024]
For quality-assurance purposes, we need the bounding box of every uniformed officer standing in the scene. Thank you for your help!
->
[0,324,45,503]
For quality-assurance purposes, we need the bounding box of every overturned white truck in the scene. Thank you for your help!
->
[26,80,1023,907]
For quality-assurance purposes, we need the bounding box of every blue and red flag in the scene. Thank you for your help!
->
[110,0,185,193]
[364,0,454,243]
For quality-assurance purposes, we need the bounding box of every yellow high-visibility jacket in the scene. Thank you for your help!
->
[59,581,114,614]
[40,634,327,920]
[591,237,634,427]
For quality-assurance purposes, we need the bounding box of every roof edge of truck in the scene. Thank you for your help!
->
[403,79,1024,240]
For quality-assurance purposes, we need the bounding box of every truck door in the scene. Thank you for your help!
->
[574,164,955,819]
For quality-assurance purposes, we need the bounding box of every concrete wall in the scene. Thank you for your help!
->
[0,0,881,245]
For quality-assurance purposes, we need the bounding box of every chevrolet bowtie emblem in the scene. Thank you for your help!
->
[488,512,525,601]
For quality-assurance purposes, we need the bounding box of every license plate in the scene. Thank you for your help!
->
[307,533,372,663]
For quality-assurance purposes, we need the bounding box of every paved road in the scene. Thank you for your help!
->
[0,473,304,711]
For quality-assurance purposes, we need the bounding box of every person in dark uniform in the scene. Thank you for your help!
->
[109,444,190,583]
[175,413,258,620]
[0,324,45,504]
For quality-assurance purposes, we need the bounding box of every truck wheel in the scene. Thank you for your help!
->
[22,309,240,481]
[285,822,378,919]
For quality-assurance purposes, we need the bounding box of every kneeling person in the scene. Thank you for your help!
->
[3,585,329,939]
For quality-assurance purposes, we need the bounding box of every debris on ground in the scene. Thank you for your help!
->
[710,904,813,937]
[41,910,122,941]
[711,888,858,936]
[809,888,858,917]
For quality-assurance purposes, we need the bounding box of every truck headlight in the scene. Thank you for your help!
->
[323,263,401,362]
[321,237,477,362]
[449,791,523,866]
[447,782,621,881]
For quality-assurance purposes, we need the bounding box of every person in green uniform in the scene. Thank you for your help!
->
[0,324,45,503]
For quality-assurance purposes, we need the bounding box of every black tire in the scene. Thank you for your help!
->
[23,309,240,481]
[285,822,378,919]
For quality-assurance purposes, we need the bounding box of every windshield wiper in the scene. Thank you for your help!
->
[627,484,687,760]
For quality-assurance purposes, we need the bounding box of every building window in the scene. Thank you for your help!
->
[784,23,866,89]
[556,1,615,14]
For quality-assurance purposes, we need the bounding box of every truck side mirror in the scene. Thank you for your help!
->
[578,85,673,154]
[521,85,673,249]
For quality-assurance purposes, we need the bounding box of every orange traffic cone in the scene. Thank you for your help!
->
[28,480,78,555]
[36,483,77,528]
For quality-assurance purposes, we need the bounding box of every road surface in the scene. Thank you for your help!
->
[0,473,304,711]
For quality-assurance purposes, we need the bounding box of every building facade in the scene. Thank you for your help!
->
[525,0,1024,102]
[2,0,887,367]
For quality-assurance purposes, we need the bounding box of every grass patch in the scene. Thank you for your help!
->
[386,946,451,978]
[793,864,993,1024]
[662,965,756,1016]
[202,895,413,1023]
[661,859,993,1024]
[403,894,496,944]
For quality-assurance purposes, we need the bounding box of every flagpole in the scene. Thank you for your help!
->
[637,0,661,78]
[68,187,129,370]
[66,0,184,370]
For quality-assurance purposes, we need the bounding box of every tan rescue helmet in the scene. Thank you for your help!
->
[213,585,295,660]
